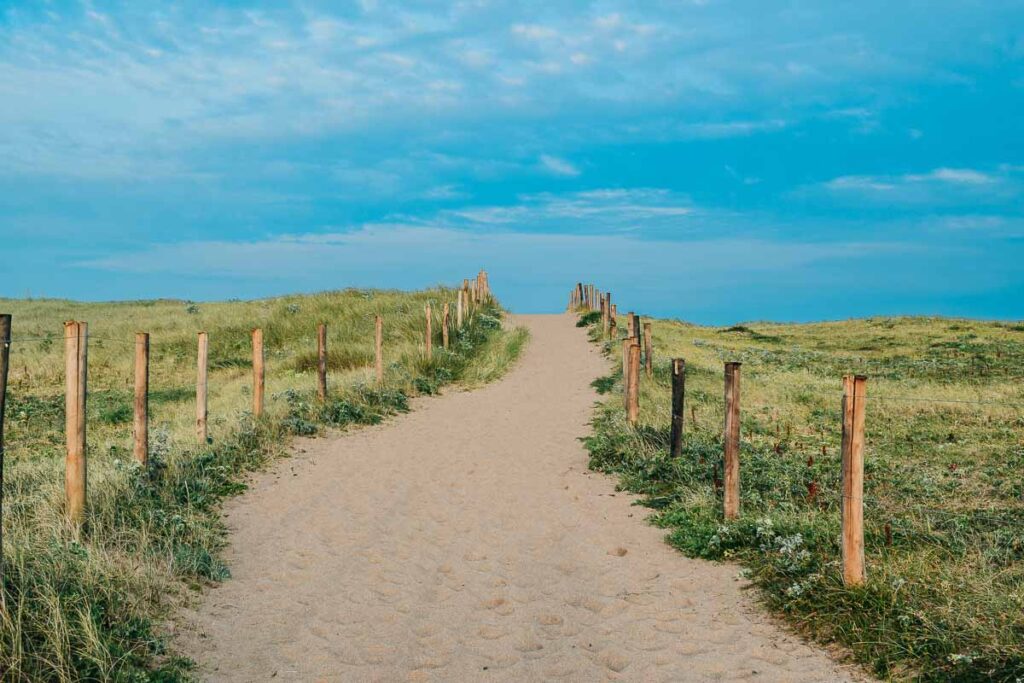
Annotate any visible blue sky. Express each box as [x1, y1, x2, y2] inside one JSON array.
[[1, 1, 1022, 323]]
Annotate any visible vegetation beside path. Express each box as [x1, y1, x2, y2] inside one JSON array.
[[579, 311, 1024, 681], [0, 288, 526, 681]]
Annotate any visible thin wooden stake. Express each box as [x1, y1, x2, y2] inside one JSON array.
[[626, 311, 635, 339], [196, 332, 208, 443], [643, 322, 653, 377], [841, 374, 868, 585], [133, 332, 149, 466], [252, 328, 265, 417], [622, 338, 631, 410], [425, 303, 433, 358], [457, 290, 464, 328], [723, 361, 741, 520], [670, 358, 685, 457], [0, 314, 10, 604], [317, 323, 328, 402], [64, 321, 87, 528], [375, 315, 384, 383], [626, 341, 641, 425], [442, 302, 450, 350]]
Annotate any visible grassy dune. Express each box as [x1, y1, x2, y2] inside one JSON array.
[[0, 287, 526, 681], [580, 311, 1024, 681]]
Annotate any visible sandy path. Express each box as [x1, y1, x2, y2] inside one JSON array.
[[179, 314, 858, 682]]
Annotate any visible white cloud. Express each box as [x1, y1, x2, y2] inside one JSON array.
[[812, 166, 1020, 204], [539, 154, 581, 177]]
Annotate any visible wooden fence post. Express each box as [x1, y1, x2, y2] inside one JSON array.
[[723, 361, 741, 520], [841, 374, 868, 585], [670, 358, 685, 457], [0, 314, 10, 601], [626, 341, 641, 425], [425, 303, 433, 358], [631, 313, 640, 343], [133, 332, 149, 466], [196, 332, 208, 443], [457, 290, 464, 328], [622, 338, 631, 409], [317, 323, 328, 402], [442, 302, 450, 350], [643, 322, 653, 377], [252, 328, 265, 417], [375, 315, 384, 383], [64, 321, 87, 528]]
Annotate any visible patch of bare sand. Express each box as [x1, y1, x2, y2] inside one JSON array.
[[177, 314, 863, 681]]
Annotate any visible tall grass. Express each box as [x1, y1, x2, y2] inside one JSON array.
[[580, 313, 1024, 681], [0, 287, 526, 681]]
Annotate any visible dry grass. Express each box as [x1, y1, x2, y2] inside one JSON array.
[[0, 287, 526, 681], [582, 311, 1024, 681]]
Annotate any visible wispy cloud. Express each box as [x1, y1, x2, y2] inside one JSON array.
[[539, 154, 581, 177], [808, 166, 1021, 205]]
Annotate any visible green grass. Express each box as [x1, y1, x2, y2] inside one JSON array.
[[580, 312, 1024, 681], [0, 287, 527, 681]]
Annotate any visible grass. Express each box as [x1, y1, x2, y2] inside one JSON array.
[[0, 287, 527, 681], [579, 311, 1024, 681]]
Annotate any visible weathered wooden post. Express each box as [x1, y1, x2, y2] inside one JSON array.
[[723, 362, 741, 519], [457, 290, 464, 328], [196, 332, 208, 443], [631, 313, 640, 344], [670, 358, 685, 457], [841, 375, 868, 585], [626, 311, 635, 339], [626, 341, 641, 425], [0, 314, 10, 600], [643, 322, 653, 377], [375, 315, 384, 384], [133, 332, 149, 466], [442, 302, 450, 350], [317, 323, 328, 402], [425, 303, 433, 358], [622, 338, 631, 409], [252, 328, 265, 417], [64, 321, 87, 528], [604, 293, 612, 337]]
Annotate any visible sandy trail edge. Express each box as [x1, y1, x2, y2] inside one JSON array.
[[176, 314, 862, 682]]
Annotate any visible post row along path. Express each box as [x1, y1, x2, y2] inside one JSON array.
[[179, 314, 860, 682]]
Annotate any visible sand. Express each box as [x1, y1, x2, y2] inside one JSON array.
[[178, 314, 860, 681]]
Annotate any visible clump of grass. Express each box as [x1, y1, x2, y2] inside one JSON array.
[[0, 289, 526, 681], [581, 311, 1024, 681]]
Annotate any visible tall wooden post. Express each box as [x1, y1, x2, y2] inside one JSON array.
[[631, 313, 640, 343], [252, 328, 265, 417], [442, 302, 450, 350], [64, 321, 87, 528], [626, 312, 635, 339], [425, 303, 433, 359], [643, 322, 653, 377], [0, 314, 10, 601], [317, 323, 328, 402], [723, 362, 741, 520], [457, 290, 464, 328], [841, 375, 868, 585], [626, 341, 641, 425], [196, 332, 209, 443], [133, 332, 149, 466], [375, 315, 384, 383], [670, 358, 685, 457]]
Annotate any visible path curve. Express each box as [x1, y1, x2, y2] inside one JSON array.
[[179, 314, 858, 682]]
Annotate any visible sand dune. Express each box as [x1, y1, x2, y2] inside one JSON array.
[[178, 314, 859, 681]]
